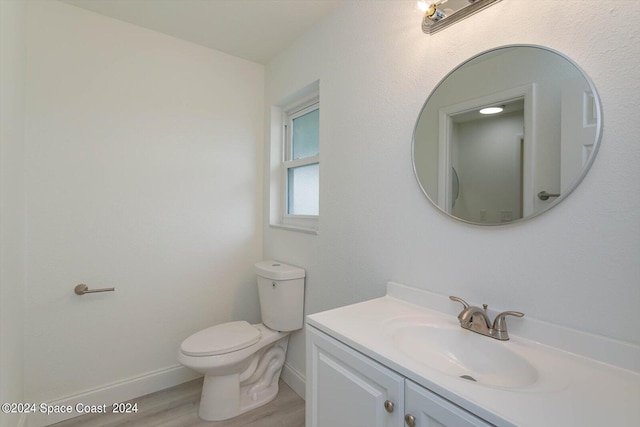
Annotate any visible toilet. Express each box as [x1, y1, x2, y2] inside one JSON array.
[[177, 260, 305, 421]]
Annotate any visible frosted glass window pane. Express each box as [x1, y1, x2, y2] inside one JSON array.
[[288, 163, 319, 215], [292, 109, 319, 159]]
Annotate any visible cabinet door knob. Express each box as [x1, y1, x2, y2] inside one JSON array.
[[383, 400, 394, 413], [405, 414, 416, 427]]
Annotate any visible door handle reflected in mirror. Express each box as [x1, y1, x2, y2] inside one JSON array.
[[537, 191, 561, 200]]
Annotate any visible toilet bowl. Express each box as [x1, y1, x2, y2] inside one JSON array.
[[177, 261, 305, 421]]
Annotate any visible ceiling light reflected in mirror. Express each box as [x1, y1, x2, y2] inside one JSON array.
[[479, 106, 504, 115]]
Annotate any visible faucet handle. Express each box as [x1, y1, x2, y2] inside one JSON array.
[[492, 311, 524, 340], [449, 296, 469, 309], [449, 296, 471, 323]]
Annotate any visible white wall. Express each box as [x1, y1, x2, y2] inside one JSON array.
[[0, 1, 27, 426], [264, 0, 640, 388], [22, 0, 264, 421], [453, 112, 524, 222]]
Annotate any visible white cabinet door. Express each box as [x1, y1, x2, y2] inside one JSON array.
[[404, 380, 493, 427], [306, 326, 405, 427]]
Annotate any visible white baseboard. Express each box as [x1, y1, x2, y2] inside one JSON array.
[[25, 362, 302, 426], [27, 365, 200, 427], [281, 362, 305, 400]]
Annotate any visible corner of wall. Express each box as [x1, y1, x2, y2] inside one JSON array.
[[281, 362, 306, 400], [0, 2, 27, 427]]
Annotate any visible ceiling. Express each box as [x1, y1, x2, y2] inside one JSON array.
[[61, 0, 342, 64]]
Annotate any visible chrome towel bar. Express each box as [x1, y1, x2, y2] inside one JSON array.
[[74, 284, 115, 295]]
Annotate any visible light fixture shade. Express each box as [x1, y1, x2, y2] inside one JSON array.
[[479, 106, 504, 115]]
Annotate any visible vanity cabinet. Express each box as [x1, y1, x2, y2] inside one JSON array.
[[404, 380, 492, 427], [306, 324, 404, 426], [306, 325, 493, 427]]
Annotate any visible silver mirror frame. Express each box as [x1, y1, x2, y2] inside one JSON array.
[[411, 44, 603, 226]]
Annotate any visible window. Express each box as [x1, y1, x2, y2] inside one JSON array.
[[284, 102, 319, 217], [269, 82, 319, 233]]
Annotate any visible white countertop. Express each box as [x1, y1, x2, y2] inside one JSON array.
[[306, 283, 640, 427]]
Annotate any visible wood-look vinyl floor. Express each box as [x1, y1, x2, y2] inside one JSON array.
[[50, 379, 305, 427]]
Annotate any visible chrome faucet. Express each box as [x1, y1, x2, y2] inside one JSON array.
[[449, 296, 524, 341]]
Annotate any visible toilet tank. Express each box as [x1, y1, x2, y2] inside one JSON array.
[[254, 261, 305, 332]]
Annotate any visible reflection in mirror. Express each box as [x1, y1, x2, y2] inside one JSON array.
[[412, 45, 602, 225]]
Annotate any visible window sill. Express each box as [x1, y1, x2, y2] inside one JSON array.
[[269, 223, 319, 235]]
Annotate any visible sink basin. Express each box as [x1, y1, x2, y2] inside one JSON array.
[[390, 322, 539, 389]]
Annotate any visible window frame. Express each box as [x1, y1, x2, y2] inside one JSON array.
[[282, 100, 320, 223], [268, 81, 319, 234]]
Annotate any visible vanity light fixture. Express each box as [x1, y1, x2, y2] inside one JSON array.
[[420, 0, 502, 35], [479, 106, 504, 115], [417, 0, 448, 22]]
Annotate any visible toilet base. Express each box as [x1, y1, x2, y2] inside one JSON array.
[[198, 374, 280, 421], [197, 338, 288, 421]]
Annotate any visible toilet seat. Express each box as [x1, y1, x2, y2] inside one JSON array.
[[180, 321, 261, 356]]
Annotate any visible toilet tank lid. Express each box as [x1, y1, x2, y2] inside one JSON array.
[[254, 260, 305, 280]]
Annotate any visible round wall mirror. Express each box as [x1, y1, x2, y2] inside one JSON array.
[[412, 45, 602, 225]]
